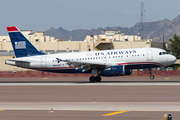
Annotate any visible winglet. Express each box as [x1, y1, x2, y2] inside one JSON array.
[[7, 26, 19, 32]]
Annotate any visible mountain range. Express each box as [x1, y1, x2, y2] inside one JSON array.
[[45, 15, 180, 42]]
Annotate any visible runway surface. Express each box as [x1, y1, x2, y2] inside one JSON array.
[[0, 76, 180, 120], [0, 111, 179, 120]]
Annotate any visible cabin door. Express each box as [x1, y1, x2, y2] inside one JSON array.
[[147, 49, 153, 61]]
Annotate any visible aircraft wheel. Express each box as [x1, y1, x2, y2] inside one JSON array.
[[95, 76, 101, 82], [150, 75, 154, 80], [89, 76, 96, 82]]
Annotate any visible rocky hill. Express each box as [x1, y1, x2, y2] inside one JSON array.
[[45, 15, 180, 42]]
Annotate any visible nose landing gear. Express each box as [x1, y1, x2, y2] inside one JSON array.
[[149, 68, 154, 80]]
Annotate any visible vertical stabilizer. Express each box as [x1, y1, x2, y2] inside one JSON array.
[[7, 26, 45, 58]]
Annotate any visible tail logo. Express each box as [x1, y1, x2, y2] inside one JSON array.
[[56, 58, 62, 63], [15, 41, 26, 49]]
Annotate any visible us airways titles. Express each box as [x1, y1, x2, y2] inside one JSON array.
[[95, 50, 137, 56]]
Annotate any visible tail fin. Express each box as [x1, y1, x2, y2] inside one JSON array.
[[7, 26, 45, 58]]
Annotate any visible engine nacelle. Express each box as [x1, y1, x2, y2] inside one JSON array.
[[100, 65, 132, 76]]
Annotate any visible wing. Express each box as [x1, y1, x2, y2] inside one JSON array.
[[62, 59, 122, 71]]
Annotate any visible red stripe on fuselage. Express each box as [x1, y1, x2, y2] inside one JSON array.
[[31, 66, 77, 70], [118, 62, 164, 67], [7, 26, 19, 32]]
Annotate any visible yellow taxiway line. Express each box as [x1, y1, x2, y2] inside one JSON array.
[[0, 109, 4, 111], [102, 111, 128, 116]]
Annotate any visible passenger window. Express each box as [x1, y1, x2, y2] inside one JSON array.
[[159, 52, 161, 55]]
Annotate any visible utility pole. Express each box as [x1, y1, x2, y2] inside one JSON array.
[[163, 35, 166, 50], [139, 2, 145, 40]]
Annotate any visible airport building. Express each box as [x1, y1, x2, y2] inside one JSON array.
[[0, 29, 175, 71]]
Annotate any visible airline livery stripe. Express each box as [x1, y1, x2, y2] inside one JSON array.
[[7, 26, 19, 32], [32, 66, 77, 70], [118, 62, 164, 67]]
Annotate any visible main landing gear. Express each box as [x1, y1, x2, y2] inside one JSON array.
[[149, 68, 154, 80], [89, 76, 101, 82], [89, 69, 102, 82]]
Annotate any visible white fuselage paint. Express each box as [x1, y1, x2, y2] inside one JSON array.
[[5, 47, 177, 71]]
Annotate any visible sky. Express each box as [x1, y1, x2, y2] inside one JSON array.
[[0, 0, 180, 35]]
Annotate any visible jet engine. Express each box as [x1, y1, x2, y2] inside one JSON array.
[[100, 65, 132, 76]]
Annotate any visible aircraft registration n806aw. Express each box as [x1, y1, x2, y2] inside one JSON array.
[[5, 26, 177, 82]]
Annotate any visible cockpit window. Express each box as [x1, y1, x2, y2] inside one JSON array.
[[159, 52, 169, 55]]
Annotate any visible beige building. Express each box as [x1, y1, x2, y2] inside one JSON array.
[[0, 30, 173, 71], [84, 30, 170, 51]]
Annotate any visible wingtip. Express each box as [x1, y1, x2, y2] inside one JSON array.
[[7, 26, 19, 32]]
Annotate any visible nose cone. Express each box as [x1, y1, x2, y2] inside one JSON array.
[[170, 55, 177, 64], [173, 55, 177, 63]]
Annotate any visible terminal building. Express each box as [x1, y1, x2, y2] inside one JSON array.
[[0, 29, 173, 71]]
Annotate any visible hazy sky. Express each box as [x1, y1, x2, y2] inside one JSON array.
[[0, 0, 180, 35]]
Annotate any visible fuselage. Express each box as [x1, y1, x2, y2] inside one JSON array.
[[6, 47, 177, 73]]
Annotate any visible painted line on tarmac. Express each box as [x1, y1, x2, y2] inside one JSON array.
[[102, 111, 128, 116], [0, 109, 4, 111], [0, 82, 180, 86], [42, 78, 49, 80]]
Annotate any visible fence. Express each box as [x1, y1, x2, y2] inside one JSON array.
[[0, 70, 180, 78]]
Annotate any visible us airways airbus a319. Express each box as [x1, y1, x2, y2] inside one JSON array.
[[5, 26, 177, 82]]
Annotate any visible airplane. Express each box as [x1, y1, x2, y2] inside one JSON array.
[[5, 26, 177, 82]]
